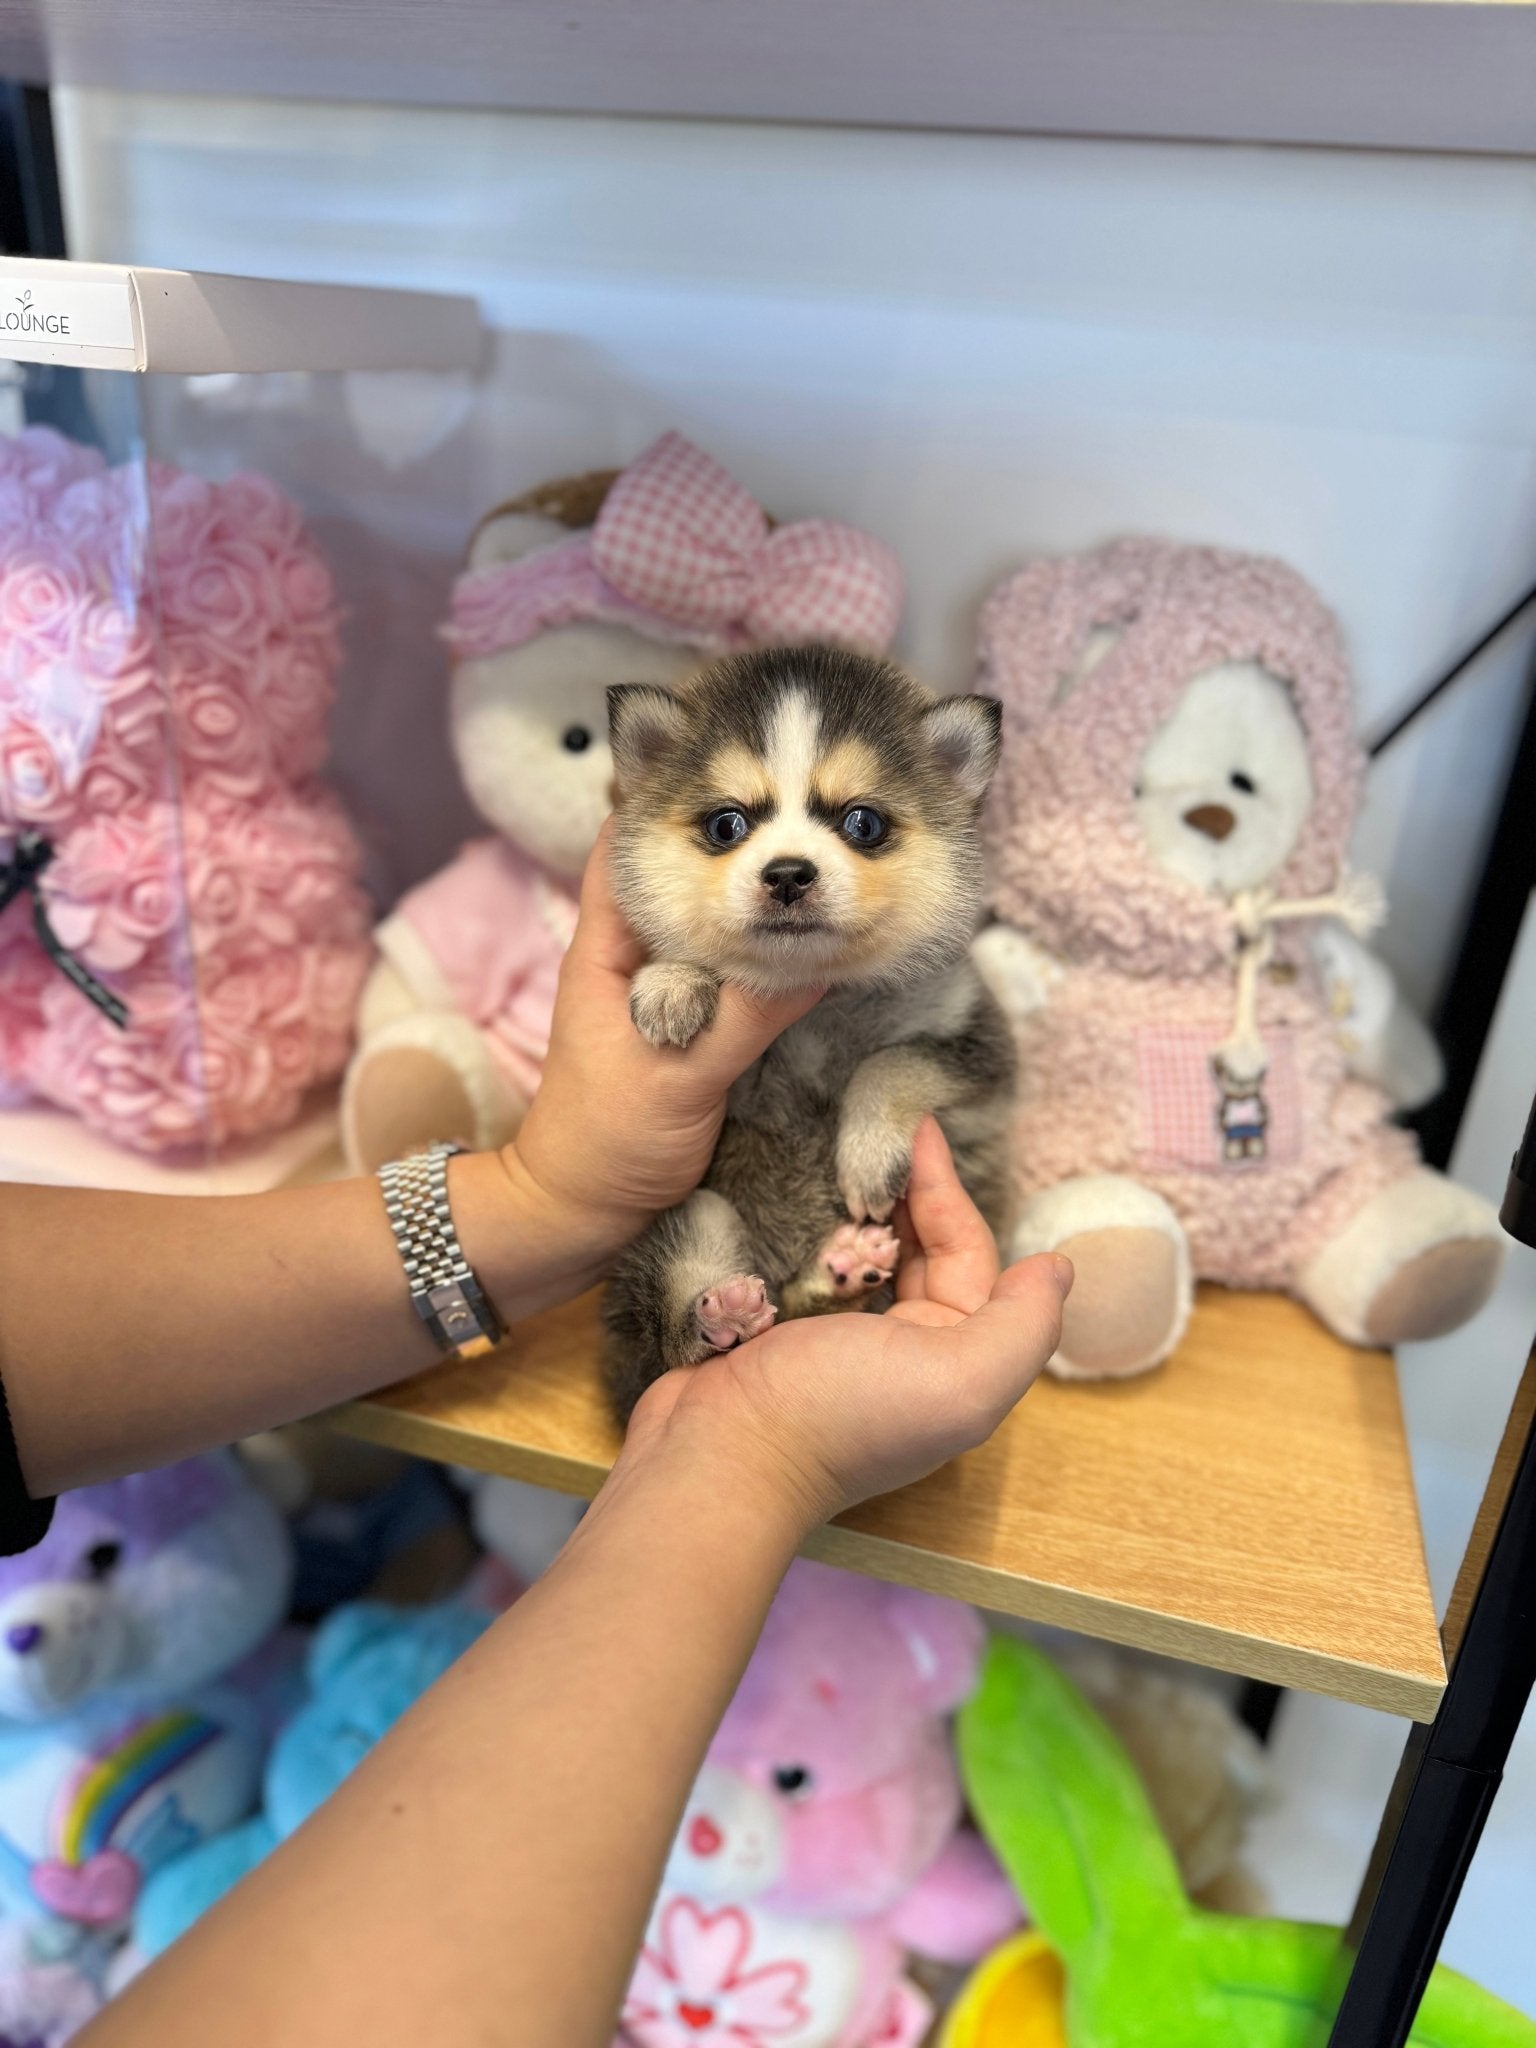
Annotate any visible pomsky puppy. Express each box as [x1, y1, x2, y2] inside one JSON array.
[[603, 644, 1014, 1419]]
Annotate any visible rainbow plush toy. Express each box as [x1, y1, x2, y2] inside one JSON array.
[[946, 1638, 1534, 2048], [0, 1456, 293, 1959]]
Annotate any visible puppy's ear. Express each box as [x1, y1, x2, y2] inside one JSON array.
[[607, 683, 685, 784], [923, 693, 1003, 802], [467, 509, 568, 572]]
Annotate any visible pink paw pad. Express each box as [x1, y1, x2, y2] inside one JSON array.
[[696, 1274, 777, 1352], [823, 1221, 901, 1296]]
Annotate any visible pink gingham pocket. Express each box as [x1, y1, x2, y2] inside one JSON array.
[[1135, 1025, 1302, 1173]]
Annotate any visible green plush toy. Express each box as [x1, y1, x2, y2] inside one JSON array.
[[952, 1639, 1534, 2048]]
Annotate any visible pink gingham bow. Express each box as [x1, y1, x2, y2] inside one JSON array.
[[443, 432, 903, 662], [590, 431, 903, 651]]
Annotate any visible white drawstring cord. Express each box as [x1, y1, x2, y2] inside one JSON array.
[[1216, 871, 1385, 1082]]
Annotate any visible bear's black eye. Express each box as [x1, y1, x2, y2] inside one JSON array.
[[772, 1764, 813, 1797], [562, 725, 592, 754], [84, 1541, 122, 1581], [1230, 771, 1257, 794], [703, 809, 751, 848], [841, 807, 887, 847]]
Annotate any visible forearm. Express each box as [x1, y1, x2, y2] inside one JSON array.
[[87, 1425, 813, 2048], [0, 1147, 621, 1496]]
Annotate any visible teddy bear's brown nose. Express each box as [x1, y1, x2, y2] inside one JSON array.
[[1183, 803, 1237, 842]]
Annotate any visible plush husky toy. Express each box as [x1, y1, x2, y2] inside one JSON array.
[[603, 644, 1014, 1418], [974, 538, 1502, 1379]]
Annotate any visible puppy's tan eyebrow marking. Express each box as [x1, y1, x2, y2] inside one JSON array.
[[810, 737, 886, 809], [706, 742, 777, 810]]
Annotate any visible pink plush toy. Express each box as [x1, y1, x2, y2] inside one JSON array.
[[973, 538, 1503, 1377], [0, 427, 372, 1154], [620, 1561, 1019, 2048]]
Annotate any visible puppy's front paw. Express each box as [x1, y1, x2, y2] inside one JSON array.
[[837, 1121, 914, 1223], [696, 1274, 777, 1352], [630, 962, 721, 1049], [822, 1220, 901, 1297]]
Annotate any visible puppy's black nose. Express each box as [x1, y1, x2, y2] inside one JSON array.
[[761, 857, 818, 906]]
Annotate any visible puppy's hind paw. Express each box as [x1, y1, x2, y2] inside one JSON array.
[[822, 1221, 901, 1298], [696, 1274, 777, 1353]]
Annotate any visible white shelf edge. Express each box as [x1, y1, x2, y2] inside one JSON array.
[[0, 259, 481, 374]]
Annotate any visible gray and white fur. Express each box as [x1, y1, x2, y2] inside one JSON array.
[[602, 645, 1015, 1420]]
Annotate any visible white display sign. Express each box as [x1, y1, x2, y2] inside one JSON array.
[[0, 259, 478, 375], [0, 274, 136, 359]]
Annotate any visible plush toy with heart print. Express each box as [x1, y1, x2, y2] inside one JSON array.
[[619, 1560, 1020, 2048]]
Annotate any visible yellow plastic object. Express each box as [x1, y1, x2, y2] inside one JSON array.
[[940, 1931, 1069, 2048]]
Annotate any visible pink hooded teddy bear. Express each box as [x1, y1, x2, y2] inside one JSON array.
[[973, 538, 1503, 1379], [620, 1560, 1019, 2048]]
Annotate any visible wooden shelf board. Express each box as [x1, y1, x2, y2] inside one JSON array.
[[332, 1280, 1446, 1722], [6, 0, 1536, 155]]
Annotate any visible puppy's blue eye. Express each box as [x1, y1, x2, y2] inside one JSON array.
[[704, 809, 750, 848], [841, 807, 887, 847]]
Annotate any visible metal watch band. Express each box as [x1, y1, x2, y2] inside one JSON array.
[[377, 1141, 506, 1360]]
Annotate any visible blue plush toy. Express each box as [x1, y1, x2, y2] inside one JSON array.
[[133, 1599, 490, 1961]]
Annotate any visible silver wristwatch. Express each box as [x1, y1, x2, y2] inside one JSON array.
[[377, 1142, 506, 1360]]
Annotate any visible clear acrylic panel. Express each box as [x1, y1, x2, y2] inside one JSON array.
[[0, 348, 478, 1191]]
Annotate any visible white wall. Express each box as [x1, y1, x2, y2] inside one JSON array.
[[52, 90, 1536, 1005], [48, 88, 1536, 2010]]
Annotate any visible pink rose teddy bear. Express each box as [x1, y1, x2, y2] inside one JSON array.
[[341, 431, 904, 1170], [619, 1560, 1020, 2048], [973, 537, 1503, 1379], [0, 426, 372, 1155]]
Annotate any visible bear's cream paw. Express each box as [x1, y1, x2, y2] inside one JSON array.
[[1013, 1175, 1192, 1380], [1363, 1236, 1504, 1348], [1296, 1169, 1503, 1347], [341, 1011, 522, 1174], [630, 962, 721, 1050], [1050, 1226, 1186, 1380]]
